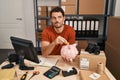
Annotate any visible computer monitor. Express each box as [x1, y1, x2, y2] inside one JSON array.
[[10, 36, 39, 63]]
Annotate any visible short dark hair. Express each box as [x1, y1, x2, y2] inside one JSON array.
[[50, 7, 65, 17]]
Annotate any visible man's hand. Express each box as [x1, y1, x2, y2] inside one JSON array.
[[54, 36, 68, 45], [41, 36, 68, 56]]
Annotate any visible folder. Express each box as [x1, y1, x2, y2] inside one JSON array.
[[77, 20, 82, 37], [86, 20, 90, 37], [90, 20, 95, 37], [65, 19, 69, 25], [73, 19, 78, 30], [82, 20, 86, 37], [69, 20, 73, 27], [94, 20, 99, 37]]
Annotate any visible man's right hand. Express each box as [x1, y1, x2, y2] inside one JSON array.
[[54, 36, 68, 45]]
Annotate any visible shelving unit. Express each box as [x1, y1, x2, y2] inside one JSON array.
[[33, 0, 116, 52]]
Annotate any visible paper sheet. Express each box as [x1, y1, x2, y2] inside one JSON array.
[[29, 56, 58, 67]]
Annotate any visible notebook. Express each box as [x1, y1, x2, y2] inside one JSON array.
[[0, 68, 15, 80], [29, 56, 59, 67]]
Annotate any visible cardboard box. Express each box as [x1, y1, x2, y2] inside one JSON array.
[[61, 5, 76, 14], [107, 17, 120, 49], [105, 42, 120, 79], [61, 0, 76, 5], [48, 6, 57, 12], [79, 0, 105, 14], [38, 20, 47, 31], [38, 20, 46, 25], [38, 6, 47, 11], [38, 11, 47, 17], [38, 24, 46, 31], [79, 70, 109, 80], [105, 17, 120, 80], [79, 49, 106, 72]]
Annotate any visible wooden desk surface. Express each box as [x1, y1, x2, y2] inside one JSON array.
[[0, 55, 116, 80]]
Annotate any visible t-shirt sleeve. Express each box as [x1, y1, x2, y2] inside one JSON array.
[[42, 29, 50, 42]]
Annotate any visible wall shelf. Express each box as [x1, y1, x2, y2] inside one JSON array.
[[33, 0, 116, 51]]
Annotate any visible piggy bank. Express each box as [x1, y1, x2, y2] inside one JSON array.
[[61, 43, 78, 62]]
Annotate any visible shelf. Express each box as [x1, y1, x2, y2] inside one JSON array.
[[37, 16, 50, 20], [34, 0, 115, 50], [36, 29, 42, 32], [76, 35, 106, 41]]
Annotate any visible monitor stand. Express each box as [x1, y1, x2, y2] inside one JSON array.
[[19, 55, 34, 70], [1, 63, 14, 69]]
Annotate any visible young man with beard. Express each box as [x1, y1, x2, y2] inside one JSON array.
[[41, 7, 76, 61]]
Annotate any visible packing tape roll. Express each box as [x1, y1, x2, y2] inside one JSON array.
[[79, 71, 84, 80], [97, 62, 104, 74]]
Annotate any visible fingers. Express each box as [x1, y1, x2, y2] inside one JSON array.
[[62, 56, 73, 62], [55, 36, 68, 45], [62, 57, 67, 62]]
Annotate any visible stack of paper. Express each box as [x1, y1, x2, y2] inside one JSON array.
[[30, 56, 58, 67]]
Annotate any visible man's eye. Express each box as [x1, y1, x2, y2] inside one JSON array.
[[52, 17, 55, 19], [58, 16, 62, 18]]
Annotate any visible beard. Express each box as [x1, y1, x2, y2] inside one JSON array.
[[53, 22, 63, 28]]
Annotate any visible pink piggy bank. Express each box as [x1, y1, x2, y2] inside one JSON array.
[[61, 43, 78, 62]]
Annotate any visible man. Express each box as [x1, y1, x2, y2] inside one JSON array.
[[41, 7, 76, 57]]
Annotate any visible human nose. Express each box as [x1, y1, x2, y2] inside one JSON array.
[[55, 18, 59, 22]]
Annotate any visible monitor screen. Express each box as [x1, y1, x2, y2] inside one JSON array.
[[10, 36, 39, 63]]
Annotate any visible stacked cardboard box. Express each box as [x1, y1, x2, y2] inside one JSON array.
[[37, 6, 47, 31], [79, 49, 107, 80], [79, 49, 106, 72], [38, 20, 47, 31], [37, 6, 58, 31], [79, 0, 105, 14], [61, 0, 76, 14], [105, 16, 120, 80], [38, 6, 47, 17]]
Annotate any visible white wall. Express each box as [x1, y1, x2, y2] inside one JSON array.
[[23, 0, 36, 46], [115, 0, 120, 16]]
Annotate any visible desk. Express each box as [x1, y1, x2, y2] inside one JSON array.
[[0, 55, 116, 80]]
